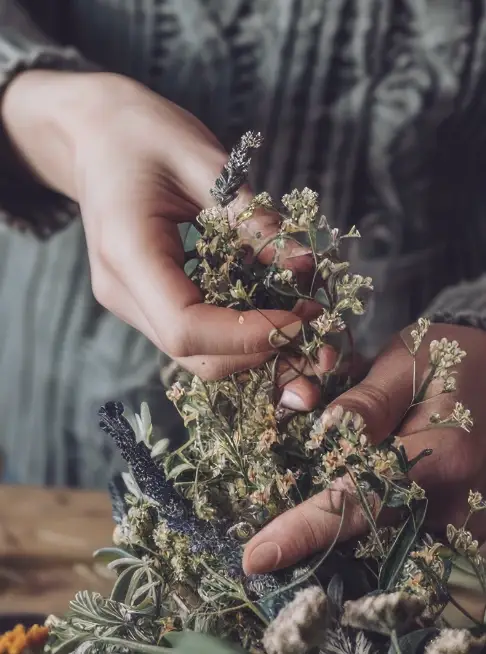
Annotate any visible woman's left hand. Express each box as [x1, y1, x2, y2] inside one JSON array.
[[244, 322, 486, 574]]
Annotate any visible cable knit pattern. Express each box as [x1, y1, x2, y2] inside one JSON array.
[[1, 0, 486, 487]]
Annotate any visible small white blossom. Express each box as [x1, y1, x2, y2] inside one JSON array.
[[429, 338, 466, 378], [409, 317, 431, 354]]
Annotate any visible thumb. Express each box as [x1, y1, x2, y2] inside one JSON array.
[[243, 482, 372, 575], [243, 336, 414, 574]]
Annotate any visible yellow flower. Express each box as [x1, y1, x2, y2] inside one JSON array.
[[0, 624, 49, 654]]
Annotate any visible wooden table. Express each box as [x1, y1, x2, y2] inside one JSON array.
[[0, 485, 116, 616]]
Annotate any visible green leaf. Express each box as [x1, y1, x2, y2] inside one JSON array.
[[315, 229, 332, 252], [166, 462, 196, 480], [378, 499, 428, 590], [184, 258, 199, 277], [290, 231, 312, 247], [110, 564, 140, 602], [313, 287, 330, 307], [49, 635, 88, 654], [125, 566, 148, 605], [179, 223, 202, 252], [93, 547, 136, 564], [151, 438, 171, 458], [108, 556, 142, 572], [388, 628, 439, 654], [162, 632, 247, 653]]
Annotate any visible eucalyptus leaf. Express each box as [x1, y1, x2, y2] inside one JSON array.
[[184, 258, 199, 277], [313, 287, 330, 307], [378, 499, 427, 590], [315, 229, 331, 251], [387, 627, 439, 654], [179, 223, 202, 252]]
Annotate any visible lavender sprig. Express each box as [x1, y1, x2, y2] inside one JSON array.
[[99, 401, 282, 600], [210, 131, 263, 206]]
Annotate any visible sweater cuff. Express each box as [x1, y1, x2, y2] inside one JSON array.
[[0, 33, 96, 239], [428, 311, 486, 332], [424, 274, 486, 334]]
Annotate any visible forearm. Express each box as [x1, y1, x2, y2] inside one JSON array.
[[2, 69, 147, 203], [1, 70, 81, 198]]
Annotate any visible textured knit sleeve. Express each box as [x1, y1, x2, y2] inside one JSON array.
[[424, 274, 486, 332], [0, 1, 96, 239]]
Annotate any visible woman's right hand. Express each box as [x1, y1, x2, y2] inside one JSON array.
[[2, 71, 334, 409]]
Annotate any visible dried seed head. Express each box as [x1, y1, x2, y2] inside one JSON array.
[[468, 490, 486, 512], [341, 592, 425, 636], [429, 338, 466, 377], [263, 587, 329, 654], [409, 318, 431, 354], [425, 629, 486, 654]]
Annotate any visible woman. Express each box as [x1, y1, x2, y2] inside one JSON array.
[[2, 0, 486, 578]]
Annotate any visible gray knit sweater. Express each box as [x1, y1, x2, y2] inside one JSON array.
[[1, 0, 485, 488]]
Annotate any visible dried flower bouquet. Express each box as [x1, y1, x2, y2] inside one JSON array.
[[38, 134, 486, 654]]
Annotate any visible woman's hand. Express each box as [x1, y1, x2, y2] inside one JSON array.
[[243, 322, 486, 573], [2, 70, 335, 407]]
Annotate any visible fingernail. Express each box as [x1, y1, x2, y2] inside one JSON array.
[[268, 321, 302, 348], [247, 542, 282, 574], [281, 389, 308, 411]]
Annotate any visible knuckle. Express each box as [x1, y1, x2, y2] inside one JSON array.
[[164, 330, 193, 359], [348, 381, 392, 425]]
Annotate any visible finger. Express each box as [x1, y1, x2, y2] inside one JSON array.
[[118, 219, 311, 359], [168, 139, 312, 272], [243, 480, 371, 574], [174, 347, 336, 412], [323, 334, 415, 444]]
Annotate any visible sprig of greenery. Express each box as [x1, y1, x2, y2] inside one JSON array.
[[44, 133, 486, 654]]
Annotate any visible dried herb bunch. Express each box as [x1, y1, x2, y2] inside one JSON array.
[[45, 134, 486, 654]]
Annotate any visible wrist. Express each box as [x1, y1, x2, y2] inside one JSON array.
[[1, 70, 138, 200]]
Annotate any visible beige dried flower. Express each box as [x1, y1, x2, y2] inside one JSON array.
[[407, 481, 426, 503], [425, 629, 486, 654], [468, 490, 486, 512], [166, 382, 185, 403], [281, 187, 319, 232], [310, 309, 346, 337], [257, 428, 279, 452], [429, 402, 473, 432], [443, 375, 457, 393], [450, 402, 473, 431], [446, 524, 479, 558], [276, 470, 297, 497], [409, 318, 431, 354], [273, 269, 293, 284], [341, 591, 425, 636], [263, 586, 329, 654], [429, 338, 466, 378]]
